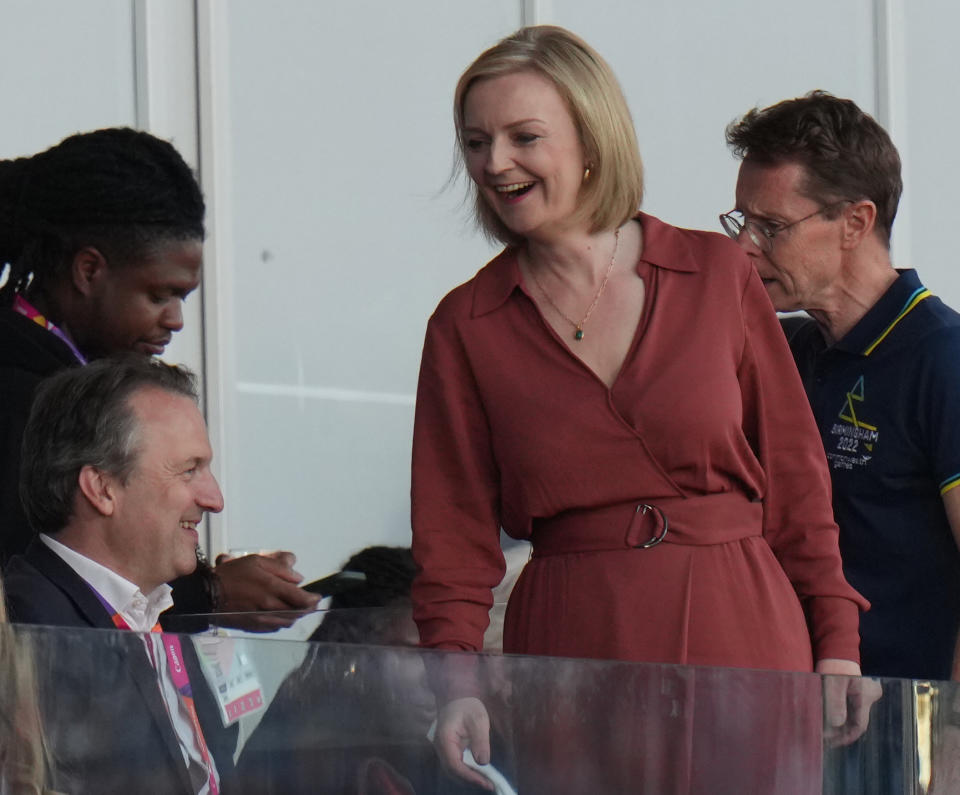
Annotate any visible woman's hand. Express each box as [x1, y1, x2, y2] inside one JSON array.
[[434, 696, 495, 791], [817, 658, 883, 748]]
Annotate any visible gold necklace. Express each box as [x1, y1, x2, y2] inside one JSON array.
[[529, 228, 620, 341]]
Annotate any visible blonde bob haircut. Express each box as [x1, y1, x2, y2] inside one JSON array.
[[454, 26, 644, 246]]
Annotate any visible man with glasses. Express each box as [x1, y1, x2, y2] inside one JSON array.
[[723, 91, 960, 685]]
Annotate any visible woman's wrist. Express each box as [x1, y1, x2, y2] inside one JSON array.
[[815, 658, 862, 676]]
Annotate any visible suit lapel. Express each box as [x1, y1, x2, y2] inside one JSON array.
[[26, 541, 197, 794], [23, 541, 116, 628]]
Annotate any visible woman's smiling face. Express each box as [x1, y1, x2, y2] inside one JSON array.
[[461, 70, 587, 241]]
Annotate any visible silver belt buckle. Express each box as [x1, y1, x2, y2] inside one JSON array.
[[634, 503, 668, 548]]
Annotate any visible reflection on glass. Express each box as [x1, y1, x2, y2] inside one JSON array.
[[8, 616, 960, 793], [0, 595, 51, 794]]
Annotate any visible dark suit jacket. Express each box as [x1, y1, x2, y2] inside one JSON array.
[[4, 541, 237, 794]]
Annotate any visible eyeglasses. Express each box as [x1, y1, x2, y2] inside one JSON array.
[[719, 200, 851, 252]]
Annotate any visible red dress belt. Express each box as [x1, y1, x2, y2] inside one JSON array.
[[529, 492, 764, 557]]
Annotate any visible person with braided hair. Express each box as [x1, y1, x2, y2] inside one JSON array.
[[0, 128, 204, 557], [0, 128, 318, 620], [235, 546, 496, 794]]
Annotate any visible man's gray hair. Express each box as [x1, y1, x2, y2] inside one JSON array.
[[19, 355, 198, 535]]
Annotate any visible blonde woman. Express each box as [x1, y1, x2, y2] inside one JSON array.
[[411, 25, 871, 792]]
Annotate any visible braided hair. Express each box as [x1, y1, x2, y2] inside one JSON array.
[[329, 546, 417, 611], [0, 128, 204, 307], [309, 546, 418, 644]]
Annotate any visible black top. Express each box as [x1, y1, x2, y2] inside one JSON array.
[[783, 270, 960, 679], [0, 308, 79, 564]]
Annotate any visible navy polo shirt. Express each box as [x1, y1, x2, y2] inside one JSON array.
[[784, 269, 960, 680]]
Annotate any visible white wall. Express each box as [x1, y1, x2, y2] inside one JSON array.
[[550, 0, 877, 232], [199, 1, 517, 577], [900, 0, 960, 301], [4, 0, 960, 581], [0, 1, 137, 158]]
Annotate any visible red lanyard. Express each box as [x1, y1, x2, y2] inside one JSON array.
[[152, 635, 220, 795], [93, 588, 219, 794]]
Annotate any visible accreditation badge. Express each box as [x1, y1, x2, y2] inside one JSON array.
[[191, 634, 266, 726]]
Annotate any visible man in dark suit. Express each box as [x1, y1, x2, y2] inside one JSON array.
[[5, 355, 235, 793]]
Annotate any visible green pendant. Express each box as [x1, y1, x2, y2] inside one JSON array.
[[574, 328, 584, 341]]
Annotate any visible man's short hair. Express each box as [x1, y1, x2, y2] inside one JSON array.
[[19, 355, 198, 536], [725, 90, 902, 246]]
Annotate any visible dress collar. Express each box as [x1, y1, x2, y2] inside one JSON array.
[[472, 213, 700, 318]]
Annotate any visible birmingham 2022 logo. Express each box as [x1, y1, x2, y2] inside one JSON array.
[[827, 375, 878, 470]]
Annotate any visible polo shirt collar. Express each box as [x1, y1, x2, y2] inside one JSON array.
[[833, 269, 929, 356], [472, 212, 700, 318]]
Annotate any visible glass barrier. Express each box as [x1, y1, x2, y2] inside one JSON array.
[[3, 615, 960, 794]]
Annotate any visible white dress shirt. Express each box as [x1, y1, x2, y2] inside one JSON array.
[[40, 534, 219, 794]]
